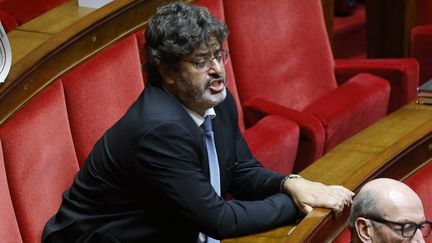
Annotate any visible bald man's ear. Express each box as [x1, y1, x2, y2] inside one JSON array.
[[355, 217, 373, 243]]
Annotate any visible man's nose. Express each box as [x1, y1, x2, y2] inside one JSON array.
[[208, 57, 223, 74]]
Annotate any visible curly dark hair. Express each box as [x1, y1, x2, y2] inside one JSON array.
[[144, 2, 229, 85]]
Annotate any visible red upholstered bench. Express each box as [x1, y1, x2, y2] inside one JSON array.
[[0, 34, 146, 243], [0, 82, 80, 243]]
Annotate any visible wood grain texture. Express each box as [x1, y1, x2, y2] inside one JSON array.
[[8, 30, 51, 65], [17, 0, 95, 34]]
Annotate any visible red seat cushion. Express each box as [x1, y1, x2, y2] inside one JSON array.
[[0, 140, 22, 243], [0, 81, 79, 243], [62, 35, 145, 166], [244, 116, 299, 173]]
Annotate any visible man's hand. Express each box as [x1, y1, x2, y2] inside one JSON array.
[[283, 177, 354, 215]]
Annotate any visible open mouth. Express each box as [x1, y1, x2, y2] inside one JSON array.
[[208, 78, 225, 94]]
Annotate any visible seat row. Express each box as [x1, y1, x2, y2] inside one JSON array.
[[0, 0, 423, 242], [199, 0, 419, 171]]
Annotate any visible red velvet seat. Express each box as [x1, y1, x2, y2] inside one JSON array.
[[223, 0, 390, 171], [62, 35, 145, 166], [196, 0, 300, 174], [0, 81, 80, 243], [0, 140, 22, 243]]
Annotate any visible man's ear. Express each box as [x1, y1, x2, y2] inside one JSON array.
[[355, 217, 373, 242], [159, 66, 175, 85]]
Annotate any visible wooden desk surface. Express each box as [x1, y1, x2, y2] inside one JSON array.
[[6, 0, 95, 69], [8, 30, 51, 65], [17, 0, 95, 35], [224, 102, 432, 242]]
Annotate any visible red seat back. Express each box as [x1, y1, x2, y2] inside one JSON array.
[[62, 35, 145, 166], [0, 139, 22, 243], [223, 0, 337, 110], [0, 82, 80, 243]]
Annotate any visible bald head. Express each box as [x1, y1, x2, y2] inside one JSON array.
[[361, 178, 423, 217], [349, 178, 426, 243]]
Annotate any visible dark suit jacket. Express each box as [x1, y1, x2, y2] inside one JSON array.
[[42, 83, 298, 243]]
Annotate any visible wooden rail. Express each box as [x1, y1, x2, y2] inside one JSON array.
[[225, 102, 432, 242], [0, 0, 193, 126]]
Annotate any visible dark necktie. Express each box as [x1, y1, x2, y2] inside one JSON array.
[[198, 116, 220, 243], [203, 116, 221, 196]]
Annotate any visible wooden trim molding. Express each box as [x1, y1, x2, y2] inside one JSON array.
[[225, 103, 432, 242], [0, 0, 194, 126]]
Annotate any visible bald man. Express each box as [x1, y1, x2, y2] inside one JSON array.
[[348, 178, 431, 243]]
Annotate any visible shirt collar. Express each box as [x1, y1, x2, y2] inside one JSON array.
[[162, 86, 216, 127], [183, 106, 216, 127]]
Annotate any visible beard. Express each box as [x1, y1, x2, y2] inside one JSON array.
[[176, 74, 227, 114]]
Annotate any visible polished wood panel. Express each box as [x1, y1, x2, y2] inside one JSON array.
[[0, 0, 194, 126], [7, 30, 51, 65], [224, 102, 432, 242]]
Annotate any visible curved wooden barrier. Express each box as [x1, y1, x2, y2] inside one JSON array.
[[225, 103, 432, 242], [0, 0, 193, 126], [1, 1, 431, 242]]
